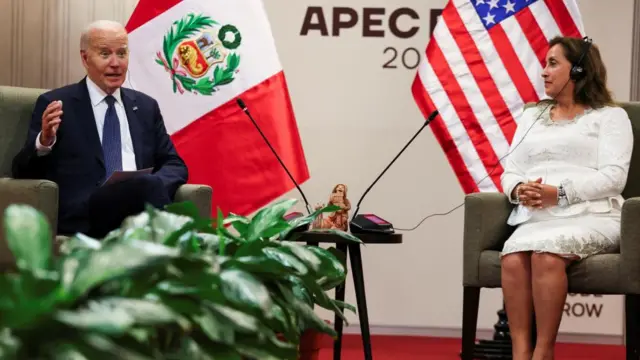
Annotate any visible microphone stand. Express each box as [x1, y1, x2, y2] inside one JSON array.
[[351, 118, 432, 221], [237, 99, 312, 215]]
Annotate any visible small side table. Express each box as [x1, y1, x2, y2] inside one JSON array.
[[290, 232, 403, 360]]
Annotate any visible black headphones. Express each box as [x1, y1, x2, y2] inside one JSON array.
[[569, 36, 592, 81]]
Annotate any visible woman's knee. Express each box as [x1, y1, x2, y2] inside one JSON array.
[[531, 252, 568, 275], [501, 252, 531, 275]]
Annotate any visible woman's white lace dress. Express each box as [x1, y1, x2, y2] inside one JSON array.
[[500, 103, 634, 259]]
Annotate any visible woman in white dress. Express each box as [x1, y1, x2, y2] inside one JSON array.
[[500, 36, 633, 360]]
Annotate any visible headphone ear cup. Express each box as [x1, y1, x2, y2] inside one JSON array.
[[570, 65, 584, 81]]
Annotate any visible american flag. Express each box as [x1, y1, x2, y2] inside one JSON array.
[[412, 0, 584, 193]]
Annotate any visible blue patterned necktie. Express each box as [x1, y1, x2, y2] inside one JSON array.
[[102, 95, 122, 178]]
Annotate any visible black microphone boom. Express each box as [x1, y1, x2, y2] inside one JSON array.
[[349, 109, 439, 234], [236, 98, 312, 215]]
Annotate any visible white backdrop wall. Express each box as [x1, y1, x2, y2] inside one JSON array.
[[0, 0, 637, 344]]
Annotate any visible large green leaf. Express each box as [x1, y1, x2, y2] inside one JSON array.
[[305, 246, 346, 290], [234, 334, 298, 360], [261, 247, 308, 275], [176, 334, 243, 360], [233, 240, 269, 258], [193, 307, 235, 345], [92, 297, 189, 329], [297, 274, 349, 325], [0, 329, 19, 360], [80, 334, 155, 360], [219, 269, 273, 317], [277, 284, 337, 337], [48, 343, 90, 360], [208, 303, 260, 334], [168, 336, 240, 360], [59, 233, 102, 255], [278, 242, 322, 273], [151, 293, 203, 318], [223, 213, 250, 237], [269, 295, 298, 342], [3, 204, 52, 272], [148, 207, 197, 244], [224, 256, 293, 279], [55, 307, 135, 335], [61, 240, 179, 302], [288, 276, 314, 307], [331, 299, 357, 314], [0, 272, 61, 330], [245, 199, 297, 241], [291, 298, 337, 337]]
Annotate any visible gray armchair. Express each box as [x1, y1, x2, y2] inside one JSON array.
[[0, 85, 212, 268], [461, 102, 640, 359]]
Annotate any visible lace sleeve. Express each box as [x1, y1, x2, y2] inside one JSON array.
[[501, 108, 537, 203], [562, 107, 633, 204]]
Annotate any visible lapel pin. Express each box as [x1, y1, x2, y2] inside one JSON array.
[[133, 106, 138, 111]]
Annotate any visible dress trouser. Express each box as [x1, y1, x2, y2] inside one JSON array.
[[85, 174, 171, 238]]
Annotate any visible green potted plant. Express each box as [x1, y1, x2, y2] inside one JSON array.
[[0, 199, 359, 359]]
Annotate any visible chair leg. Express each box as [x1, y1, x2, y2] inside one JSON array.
[[333, 243, 348, 360], [626, 294, 640, 360], [349, 243, 372, 360], [461, 286, 481, 360]]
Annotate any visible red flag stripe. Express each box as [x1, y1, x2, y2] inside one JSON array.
[[170, 71, 309, 216], [441, 3, 517, 143], [544, 0, 582, 37], [427, 38, 504, 189], [488, 24, 540, 104], [515, 7, 550, 69], [411, 77, 479, 194], [125, 0, 181, 32]]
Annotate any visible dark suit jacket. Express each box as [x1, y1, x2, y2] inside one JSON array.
[[12, 78, 188, 235]]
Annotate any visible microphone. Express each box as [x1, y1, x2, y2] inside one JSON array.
[[236, 98, 313, 218], [349, 109, 439, 234]]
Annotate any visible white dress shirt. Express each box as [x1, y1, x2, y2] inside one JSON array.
[[35, 77, 137, 171]]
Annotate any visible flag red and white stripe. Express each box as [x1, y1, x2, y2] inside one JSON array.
[[412, 0, 584, 193], [126, 0, 309, 216]]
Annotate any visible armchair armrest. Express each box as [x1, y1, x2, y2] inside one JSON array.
[[0, 178, 58, 269], [174, 184, 212, 219], [621, 197, 640, 293], [463, 192, 514, 287]]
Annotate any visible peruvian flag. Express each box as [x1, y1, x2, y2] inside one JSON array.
[[125, 0, 309, 216]]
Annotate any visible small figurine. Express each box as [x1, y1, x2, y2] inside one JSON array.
[[311, 184, 351, 231]]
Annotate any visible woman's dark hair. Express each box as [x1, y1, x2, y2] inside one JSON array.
[[544, 36, 614, 108]]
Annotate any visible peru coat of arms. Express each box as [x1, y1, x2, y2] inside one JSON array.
[[155, 13, 241, 95]]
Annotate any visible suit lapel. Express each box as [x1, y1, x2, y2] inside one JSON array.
[[121, 88, 143, 169], [72, 78, 104, 168]]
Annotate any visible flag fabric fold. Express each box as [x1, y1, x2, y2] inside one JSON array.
[[412, 0, 584, 193], [125, 0, 309, 216]]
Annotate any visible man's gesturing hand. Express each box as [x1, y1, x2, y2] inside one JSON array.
[[40, 100, 63, 147]]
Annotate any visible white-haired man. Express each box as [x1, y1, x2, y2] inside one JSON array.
[[12, 20, 188, 238]]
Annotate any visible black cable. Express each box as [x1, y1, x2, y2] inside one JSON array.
[[396, 77, 573, 232]]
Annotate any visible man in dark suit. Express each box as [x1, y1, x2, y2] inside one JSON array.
[[12, 20, 188, 238]]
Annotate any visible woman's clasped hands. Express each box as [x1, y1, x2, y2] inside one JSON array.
[[514, 178, 559, 209]]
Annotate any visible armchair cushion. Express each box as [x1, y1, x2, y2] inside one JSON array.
[[463, 192, 514, 287], [465, 195, 640, 295], [477, 250, 624, 293], [174, 184, 213, 219]]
